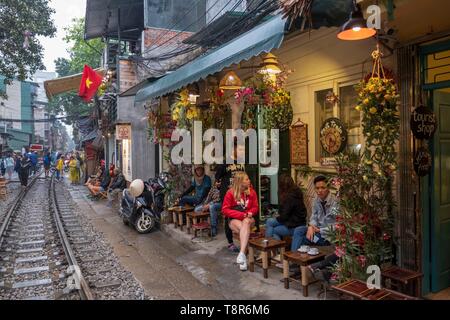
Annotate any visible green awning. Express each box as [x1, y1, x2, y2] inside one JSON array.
[[135, 15, 287, 103]]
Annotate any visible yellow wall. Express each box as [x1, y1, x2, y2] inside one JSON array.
[[272, 27, 394, 172]]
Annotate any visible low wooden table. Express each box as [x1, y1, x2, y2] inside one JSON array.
[[168, 206, 193, 230], [282, 250, 326, 297], [332, 279, 420, 300], [381, 266, 423, 297], [248, 238, 286, 279], [186, 211, 210, 234]]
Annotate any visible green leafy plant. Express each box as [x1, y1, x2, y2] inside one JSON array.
[[329, 47, 400, 283]]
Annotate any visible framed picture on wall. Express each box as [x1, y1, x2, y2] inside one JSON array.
[[290, 121, 308, 165]]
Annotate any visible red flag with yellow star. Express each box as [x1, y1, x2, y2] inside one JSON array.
[[79, 65, 103, 102]]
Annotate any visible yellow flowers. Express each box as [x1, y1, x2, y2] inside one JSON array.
[[369, 107, 378, 114], [355, 105, 362, 111], [363, 98, 370, 105], [186, 107, 198, 120]]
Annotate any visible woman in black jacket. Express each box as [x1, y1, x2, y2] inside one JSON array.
[[265, 173, 307, 240]]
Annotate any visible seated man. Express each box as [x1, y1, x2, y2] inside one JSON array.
[[88, 170, 111, 197], [194, 179, 222, 237], [85, 167, 103, 187], [178, 165, 211, 207], [106, 168, 127, 207], [291, 175, 338, 251]]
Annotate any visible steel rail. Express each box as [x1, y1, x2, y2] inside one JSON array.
[[49, 174, 94, 300], [0, 172, 42, 248]]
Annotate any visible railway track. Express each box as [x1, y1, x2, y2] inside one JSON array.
[[0, 173, 146, 300]]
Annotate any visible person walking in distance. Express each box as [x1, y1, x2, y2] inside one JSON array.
[[19, 155, 31, 188], [5, 154, 15, 180]]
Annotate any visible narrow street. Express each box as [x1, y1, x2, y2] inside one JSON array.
[[66, 180, 322, 300]]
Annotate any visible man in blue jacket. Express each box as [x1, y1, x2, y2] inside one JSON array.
[[28, 151, 38, 176]]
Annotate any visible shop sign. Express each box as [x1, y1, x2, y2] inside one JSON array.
[[116, 124, 131, 140], [410, 105, 437, 140], [290, 123, 308, 165], [320, 157, 337, 166], [413, 146, 432, 177], [29, 144, 43, 152], [320, 118, 347, 155]]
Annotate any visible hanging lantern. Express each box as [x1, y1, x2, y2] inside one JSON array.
[[187, 83, 200, 104], [219, 71, 242, 90], [337, 0, 376, 41]]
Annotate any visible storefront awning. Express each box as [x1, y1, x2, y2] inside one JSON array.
[[135, 15, 287, 103], [44, 69, 104, 99]]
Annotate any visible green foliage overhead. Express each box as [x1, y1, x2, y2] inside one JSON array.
[[0, 0, 56, 97]]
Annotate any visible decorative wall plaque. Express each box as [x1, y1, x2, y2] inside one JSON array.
[[413, 146, 432, 177], [320, 118, 347, 155], [410, 105, 437, 140], [290, 123, 308, 165]]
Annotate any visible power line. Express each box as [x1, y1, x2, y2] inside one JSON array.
[[0, 116, 70, 123], [141, 0, 235, 57]]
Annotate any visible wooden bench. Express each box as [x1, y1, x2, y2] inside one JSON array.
[[282, 250, 327, 297], [248, 238, 286, 279], [168, 206, 194, 230], [0, 177, 7, 199], [381, 266, 423, 297], [192, 221, 211, 240], [332, 279, 420, 300], [186, 211, 210, 234]]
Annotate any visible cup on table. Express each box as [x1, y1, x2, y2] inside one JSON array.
[[298, 245, 310, 253], [308, 247, 319, 255], [262, 239, 269, 247]]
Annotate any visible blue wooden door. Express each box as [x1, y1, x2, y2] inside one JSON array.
[[431, 89, 450, 292]]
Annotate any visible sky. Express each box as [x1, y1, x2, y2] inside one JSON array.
[[38, 0, 87, 72]]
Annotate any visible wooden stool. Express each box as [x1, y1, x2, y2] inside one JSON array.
[[186, 211, 210, 234], [248, 238, 286, 279], [332, 279, 420, 300], [0, 178, 7, 199], [192, 221, 211, 239], [282, 250, 326, 297], [168, 206, 193, 230], [381, 266, 423, 297]]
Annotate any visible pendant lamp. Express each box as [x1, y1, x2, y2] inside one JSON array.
[[337, 0, 376, 41]]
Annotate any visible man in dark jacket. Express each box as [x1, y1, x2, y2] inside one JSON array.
[[106, 168, 127, 207]]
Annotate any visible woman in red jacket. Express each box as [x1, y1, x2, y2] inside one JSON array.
[[222, 171, 258, 271]]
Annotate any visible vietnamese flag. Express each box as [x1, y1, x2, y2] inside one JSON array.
[[79, 65, 103, 102]]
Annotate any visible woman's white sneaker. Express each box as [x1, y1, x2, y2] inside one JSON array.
[[236, 252, 247, 264], [239, 261, 248, 271]]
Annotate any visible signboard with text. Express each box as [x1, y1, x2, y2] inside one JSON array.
[[116, 124, 131, 140]]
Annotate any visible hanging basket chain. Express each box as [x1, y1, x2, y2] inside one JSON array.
[[371, 43, 386, 79]]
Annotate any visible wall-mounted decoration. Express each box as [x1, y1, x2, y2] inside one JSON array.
[[413, 146, 432, 177], [116, 124, 131, 140], [290, 120, 308, 165], [410, 104, 437, 140], [320, 117, 347, 155]]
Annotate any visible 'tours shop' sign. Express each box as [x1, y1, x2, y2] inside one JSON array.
[[410, 105, 437, 140]]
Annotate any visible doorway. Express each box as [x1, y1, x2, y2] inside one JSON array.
[[429, 88, 450, 293]]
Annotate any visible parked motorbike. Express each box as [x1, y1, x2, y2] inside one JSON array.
[[119, 172, 170, 234]]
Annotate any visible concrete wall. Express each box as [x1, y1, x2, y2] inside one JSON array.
[[117, 96, 156, 181]]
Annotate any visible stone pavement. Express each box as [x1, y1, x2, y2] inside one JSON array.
[[66, 180, 330, 300]]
